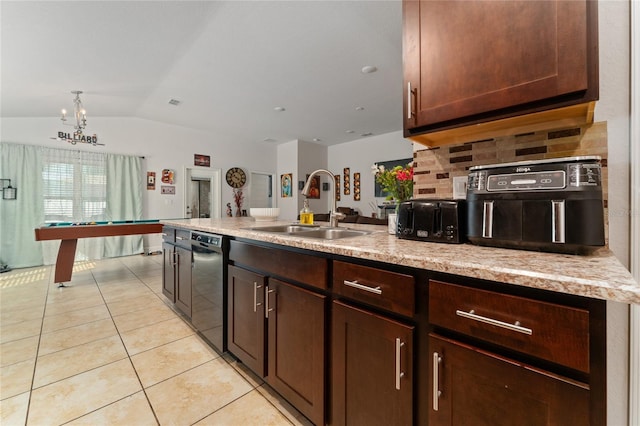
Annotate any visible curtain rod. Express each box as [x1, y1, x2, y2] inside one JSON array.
[[1, 142, 146, 159]]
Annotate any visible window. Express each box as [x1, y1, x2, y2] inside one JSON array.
[[42, 149, 106, 223]]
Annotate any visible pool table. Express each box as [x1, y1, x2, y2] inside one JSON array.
[[34, 220, 164, 285]]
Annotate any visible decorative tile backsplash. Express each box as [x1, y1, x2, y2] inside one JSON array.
[[412, 121, 609, 240], [413, 121, 608, 202]]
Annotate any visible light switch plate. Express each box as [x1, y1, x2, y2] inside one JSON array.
[[453, 176, 467, 200]]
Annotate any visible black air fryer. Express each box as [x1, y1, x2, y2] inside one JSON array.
[[466, 156, 605, 254]]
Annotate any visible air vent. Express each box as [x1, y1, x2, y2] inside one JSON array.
[[168, 99, 181, 106]]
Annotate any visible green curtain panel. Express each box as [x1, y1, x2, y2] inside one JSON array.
[[0, 143, 144, 269], [0, 143, 44, 268], [104, 154, 143, 257]]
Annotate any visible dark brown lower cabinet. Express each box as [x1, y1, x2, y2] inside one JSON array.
[[332, 300, 414, 426], [227, 265, 326, 425], [174, 245, 192, 317], [428, 334, 590, 426], [162, 241, 176, 302], [162, 241, 192, 317], [227, 265, 267, 376], [267, 278, 325, 426]]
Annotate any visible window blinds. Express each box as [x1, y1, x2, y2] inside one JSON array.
[[41, 148, 106, 223]]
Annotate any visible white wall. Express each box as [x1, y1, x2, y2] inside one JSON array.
[[328, 131, 413, 216], [595, 2, 632, 425], [1, 116, 277, 251], [298, 140, 328, 214], [276, 140, 299, 221]]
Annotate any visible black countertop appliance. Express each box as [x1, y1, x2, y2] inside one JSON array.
[[397, 199, 466, 243], [466, 156, 605, 254]]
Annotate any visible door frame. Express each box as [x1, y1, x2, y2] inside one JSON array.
[[630, 1, 639, 423], [249, 170, 277, 208], [183, 166, 221, 218]]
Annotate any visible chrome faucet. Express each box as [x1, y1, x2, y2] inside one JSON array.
[[302, 169, 345, 227]]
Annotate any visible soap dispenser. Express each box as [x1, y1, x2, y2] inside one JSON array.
[[300, 199, 314, 225]]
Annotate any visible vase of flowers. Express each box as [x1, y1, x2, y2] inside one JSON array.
[[371, 162, 414, 208], [372, 162, 414, 234]]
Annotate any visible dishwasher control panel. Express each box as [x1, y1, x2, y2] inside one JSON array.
[[191, 232, 222, 248]]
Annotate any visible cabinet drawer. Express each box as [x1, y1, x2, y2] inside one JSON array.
[[162, 226, 176, 242], [429, 280, 589, 372], [175, 229, 191, 248], [333, 261, 415, 318], [229, 241, 328, 290]]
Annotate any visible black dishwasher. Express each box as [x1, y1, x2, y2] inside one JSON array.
[[190, 231, 227, 354]]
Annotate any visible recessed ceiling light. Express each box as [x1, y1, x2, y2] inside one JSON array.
[[361, 65, 378, 74], [360, 132, 373, 137], [355, 106, 365, 111], [168, 99, 181, 106], [312, 138, 322, 142], [345, 130, 355, 134], [263, 138, 277, 143], [274, 106, 286, 112]]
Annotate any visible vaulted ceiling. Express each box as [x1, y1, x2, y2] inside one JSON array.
[[1, 1, 404, 147]]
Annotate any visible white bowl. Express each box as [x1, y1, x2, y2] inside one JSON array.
[[250, 208, 280, 222]]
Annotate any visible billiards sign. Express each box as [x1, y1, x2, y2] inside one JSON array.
[[51, 131, 104, 146]]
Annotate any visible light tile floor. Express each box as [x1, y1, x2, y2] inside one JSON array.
[[0, 255, 312, 426]]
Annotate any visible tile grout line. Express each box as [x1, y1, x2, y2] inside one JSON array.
[[92, 257, 163, 426]]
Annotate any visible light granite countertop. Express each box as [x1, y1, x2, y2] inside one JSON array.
[[163, 217, 640, 305]]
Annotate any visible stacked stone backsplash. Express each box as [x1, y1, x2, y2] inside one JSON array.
[[412, 121, 609, 239]]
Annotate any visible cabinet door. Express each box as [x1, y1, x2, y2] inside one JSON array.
[[175, 245, 192, 318], [267, 279, 325, 426], [404, 0, 595, 132], [429, 334, 589, 426], [162, 242, 176, 303], [332, 300, 413, 426], [227, 265, 267, 376]]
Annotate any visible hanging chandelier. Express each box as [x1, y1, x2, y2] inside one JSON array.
[[60, 90, 87, 133], [53, 90, 103, 146]]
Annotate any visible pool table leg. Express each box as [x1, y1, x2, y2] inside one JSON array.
[[54, 239, 78, 286]]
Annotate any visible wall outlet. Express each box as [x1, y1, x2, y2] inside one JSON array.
[[453, 176, 468, 200]]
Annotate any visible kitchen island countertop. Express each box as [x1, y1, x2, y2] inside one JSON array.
[[163, 217, 640, 305]]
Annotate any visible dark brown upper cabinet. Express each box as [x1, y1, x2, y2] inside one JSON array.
[[403, 0, 599, 147]]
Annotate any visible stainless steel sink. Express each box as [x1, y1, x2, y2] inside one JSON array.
[[292, 228, 371, 240], [246, 224, 320, 233], [244, 225, 371, 240]]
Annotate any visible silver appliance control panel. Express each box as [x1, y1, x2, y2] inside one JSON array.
[[486, 171, 566, 191], [468, 158, 602, 194]]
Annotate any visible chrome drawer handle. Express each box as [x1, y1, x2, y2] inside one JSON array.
[[265, 288, 275, 319], [176, 236, 186, 240], [433, 352, 442, 411], [551, 200, 566, 243], [456, 309, 532, 335], [395, 338, 405, 390], [482, 201, 494, 238], [253, 282, 262, 312], [343, 280, 382, 295]]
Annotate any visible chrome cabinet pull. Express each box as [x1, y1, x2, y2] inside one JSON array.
[[253, 282, 262, 313], [433, 352, 442, 411], [407, 82, 413, 119], [172, 251, 177, 267], [176, 236, 186, 240], [551, 200, 566, 243], [343, 280, 382, 295], [482, 200, 494, 238], [456, 309, 532, 335], [265, 288, 275, 318], [395, 338, 405, 390]]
